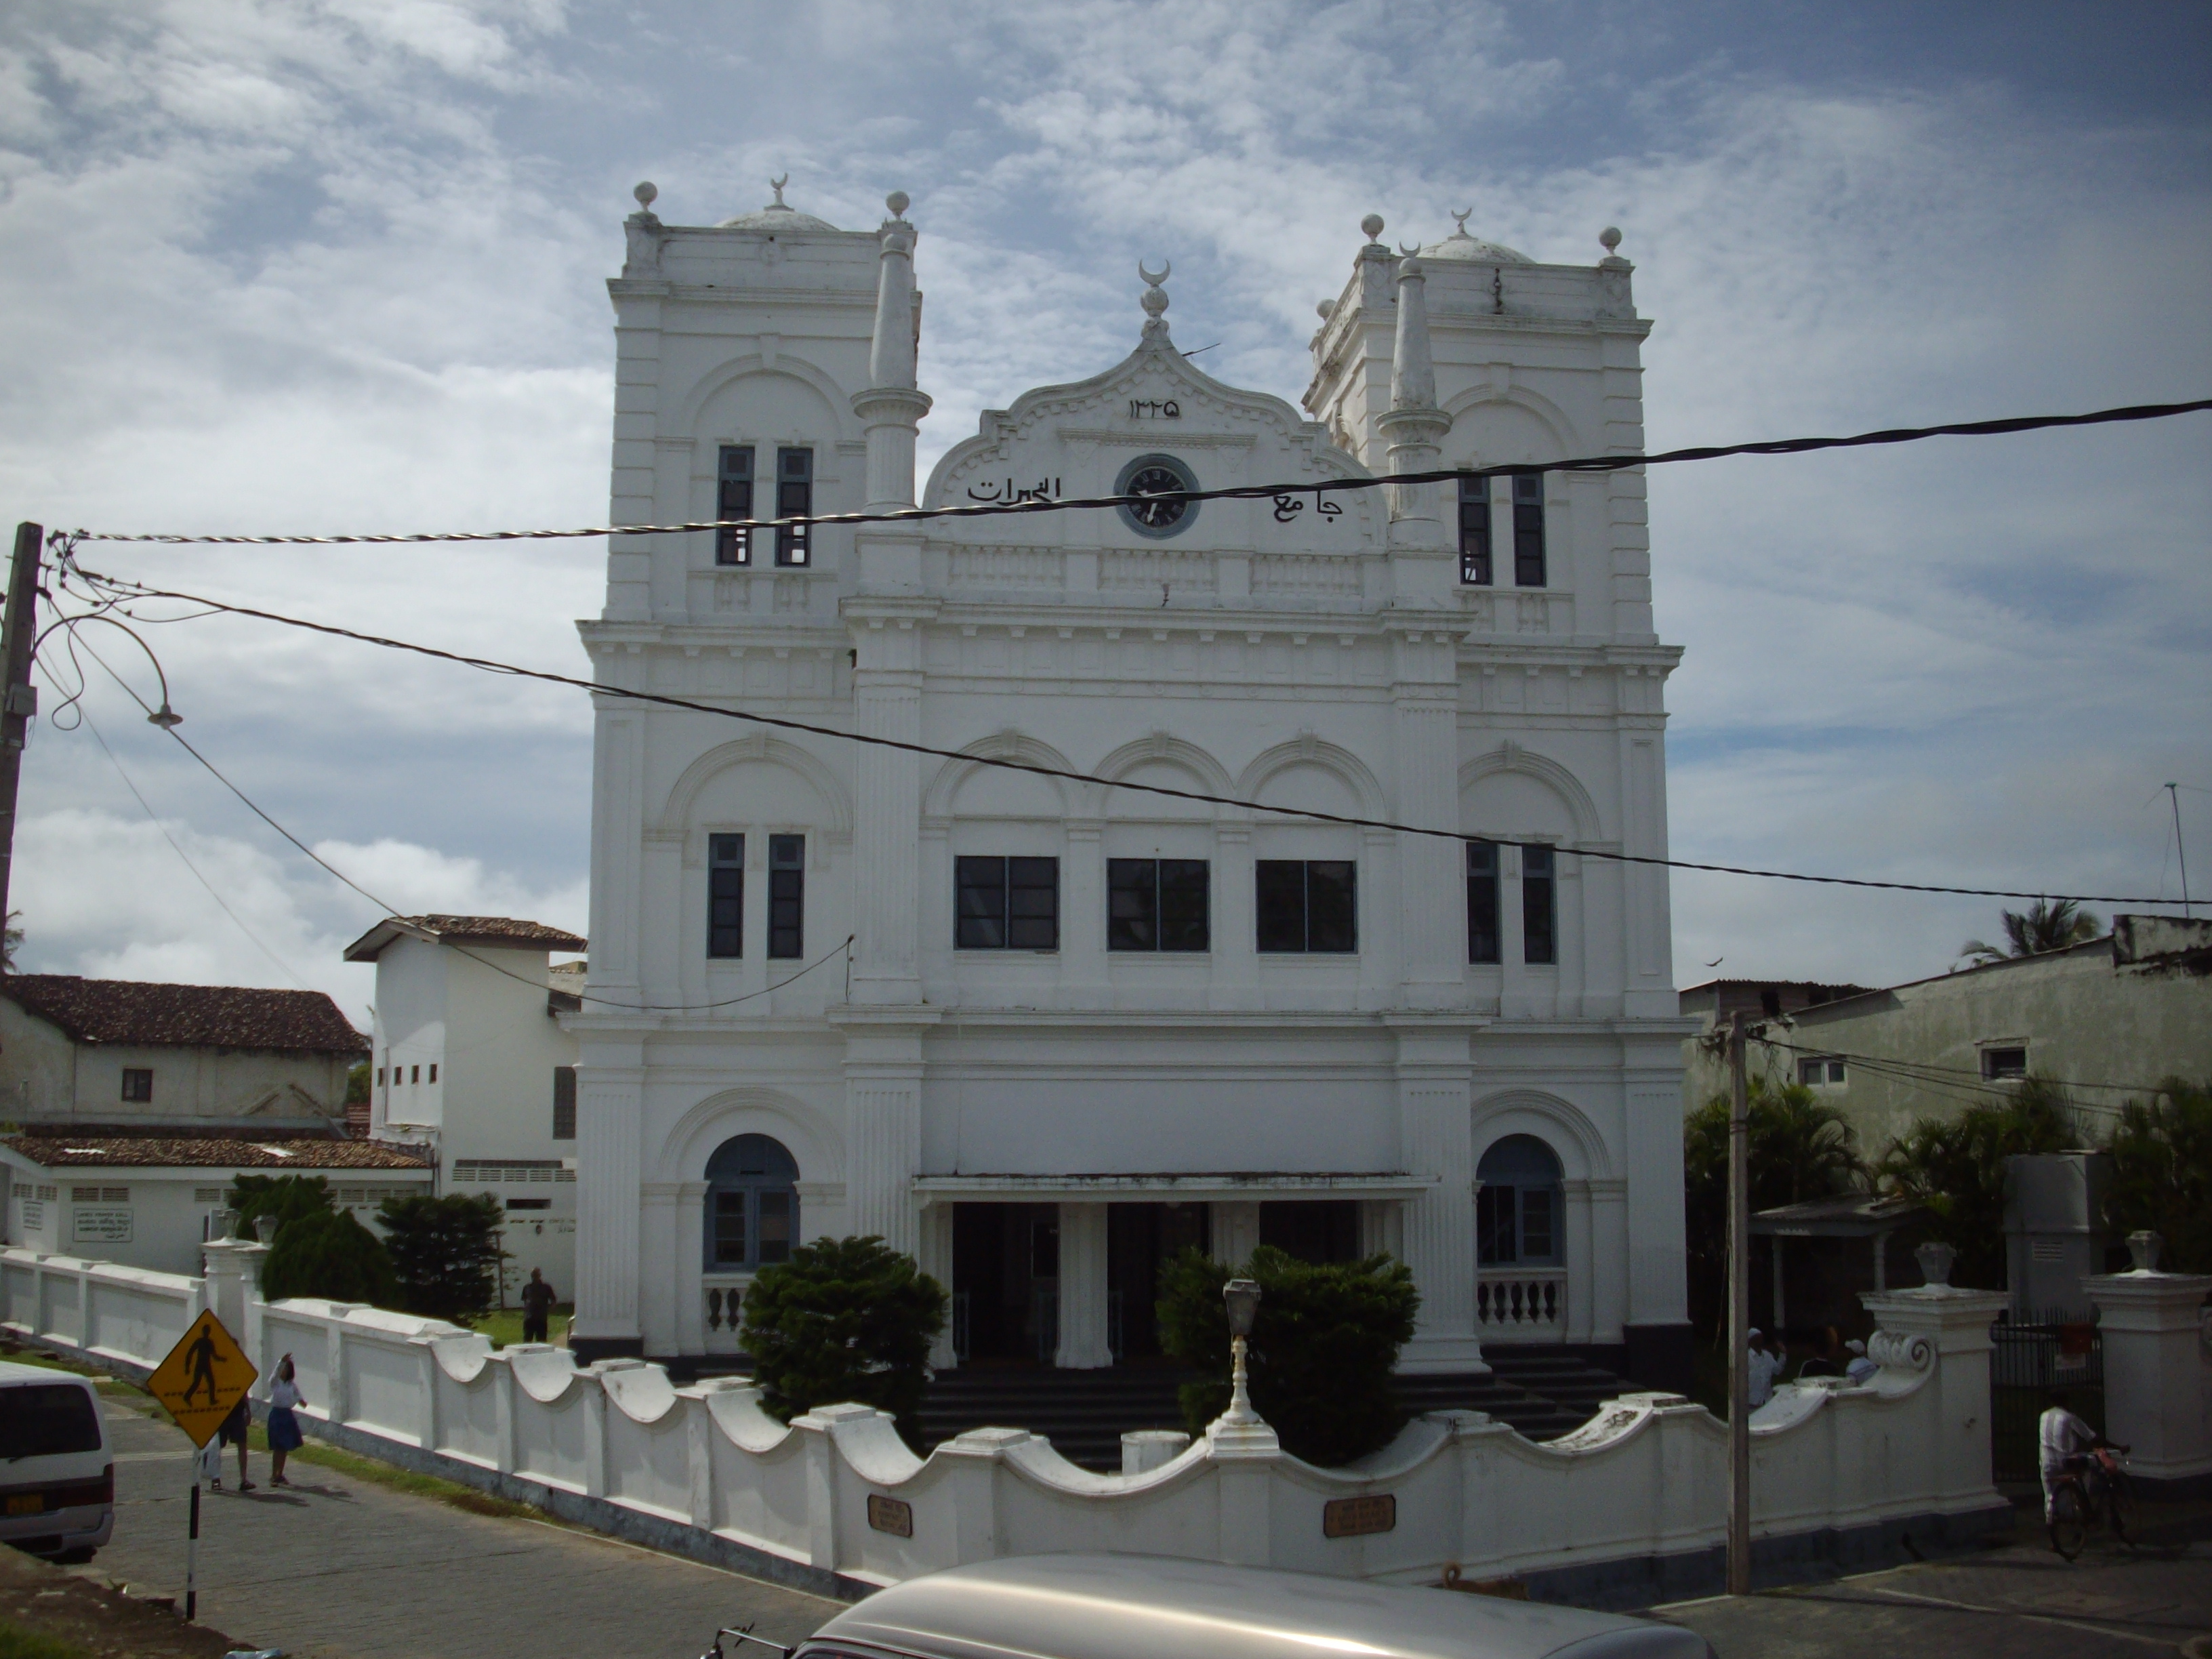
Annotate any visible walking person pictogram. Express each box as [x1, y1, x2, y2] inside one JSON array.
[[180, 1326, 220, 1408]]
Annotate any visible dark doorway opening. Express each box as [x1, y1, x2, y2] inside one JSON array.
[[951, 1202, 1060, 1365], [1106, 1202, 1211, 1361], [1259, 1200, 1360, 1265]]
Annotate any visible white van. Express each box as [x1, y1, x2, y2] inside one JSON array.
[[0, 1360, 115, 1563]]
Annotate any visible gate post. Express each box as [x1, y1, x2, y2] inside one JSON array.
[[2083, 1235, 2212, 1498]]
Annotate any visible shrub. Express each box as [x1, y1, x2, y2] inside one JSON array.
[[1155, 1245, 1418, 1467], [227, 1173, 340, 1237], [1877, 1076, 2075, 1290], [260, 1208, 398, 1307], [376, 1193, 508, 1322], [739, 1236, 946, 1448], [2102, 1077, 2212, 1273]]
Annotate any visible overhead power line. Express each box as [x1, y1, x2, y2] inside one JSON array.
[[59, 398, 2212, 546], [1757, 1035, 2170, 1101], [58, 561, 2191, 908]]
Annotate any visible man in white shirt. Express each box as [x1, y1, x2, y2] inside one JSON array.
[[2039, 1391, 2101, 1525], [1745, 1328, 1778, 1409]]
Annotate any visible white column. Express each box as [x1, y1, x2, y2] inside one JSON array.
[[1209, 824, 1259, 1011], [675, 1183, 708, 1355], [1861, 1281, 2011, 1511], [1212, 1202, 1260, 1264], [1389, 630, 1462, 1010], [1589, 1177, 1629, 1346], [1062, 823, 1106, 1004], [848, 615, 930, 1005], [571, 1029, 650, 1353], [919, 1202, 956, 1371], [1054, 1202, 1112, 1369], [836, 1014, 935, 1258], [639, 1183, 678, 1355], [2082, 1246, 2212, 1491], [1391, 1022, 1485, 1374]]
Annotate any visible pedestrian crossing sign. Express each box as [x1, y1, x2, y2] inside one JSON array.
[[148, 1310, 258, 1449]]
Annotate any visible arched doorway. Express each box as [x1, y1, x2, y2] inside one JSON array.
[[703, 1133, 799, 1272], [1477, 1133, 1565, 1338]]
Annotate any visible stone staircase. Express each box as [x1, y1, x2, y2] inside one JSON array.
[[918, 1350, 1643, 1472]]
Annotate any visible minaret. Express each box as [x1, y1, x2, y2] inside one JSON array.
[[1376, 245, 1453, 578], [852, 190, 932, 585]]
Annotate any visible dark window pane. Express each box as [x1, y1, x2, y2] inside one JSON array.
[[1521, 844, 1556, 964], [1513, 472, 1546, 587], [1107, 859, 1156, 951], [716, 447, 754, 565], [552, 1066, 577, 1140], [1255, 860, 1307, 953], [1458, 477, 1492, 586], [768, 834, 804, 960], [1467, 840, 1500, 964], [956, 856, 1007, 949], [775, 447, 812, 566], [0, 1384, 101, 1460], [1306, 861, 1357, 953], [712, 1191, 747, 1265], [1007, 857, 1059, 950], [708, 833, 745, 960], [756, 1191, 792, 1265], [1520, 1187, 1555, 1261], [1477, 1184, 1515, 1265], [1158, 859, 1210, 951]]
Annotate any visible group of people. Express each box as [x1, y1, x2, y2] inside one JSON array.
[[1743, 1326, 1879, 1407]]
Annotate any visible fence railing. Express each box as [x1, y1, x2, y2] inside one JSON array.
[[1477, 1269, 1567, 1340]]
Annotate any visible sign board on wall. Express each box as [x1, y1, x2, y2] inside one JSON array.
[[20, 1200, 43, 1230], [72, 1207, 134, 1244]]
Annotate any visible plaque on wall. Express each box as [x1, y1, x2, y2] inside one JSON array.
[[71, 1208, 134, 1244], [867, 1493, 914, 1538], [1322, 1494, 1395, 1538]]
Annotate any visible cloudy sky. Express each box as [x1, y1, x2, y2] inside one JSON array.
[[2, 0, 2207, 1027]]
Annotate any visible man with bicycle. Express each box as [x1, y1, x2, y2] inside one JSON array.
[[2039, 1387, 2131, 1555]]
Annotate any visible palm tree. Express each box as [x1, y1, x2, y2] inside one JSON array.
[[1961, 898, 2101, 966], [1877, 1076, 2076, 1289]]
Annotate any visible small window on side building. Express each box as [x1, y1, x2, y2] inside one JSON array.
[[1981, 1046, 2028, 1080], [716, 446, 755, 565], [1512, 472, 1547, 587], [552, 1065, 577, 1140], [121, 1068, 153, 1103], [428, 1063, 438, 1084]]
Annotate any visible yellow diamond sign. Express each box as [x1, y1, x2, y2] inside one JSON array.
[[148, 1310, 258, 1450]]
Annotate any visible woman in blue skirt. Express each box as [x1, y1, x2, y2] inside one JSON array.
[[266, 1353, 306, 1486]]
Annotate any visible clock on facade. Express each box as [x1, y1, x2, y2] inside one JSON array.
[[1115, 453, 1200, 539]]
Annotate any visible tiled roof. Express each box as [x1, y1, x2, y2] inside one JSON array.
[[0, 977, 367, 1054], [0, 1136, 432, 1170], [343, 914, 586, 961]]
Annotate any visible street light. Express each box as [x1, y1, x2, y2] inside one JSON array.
[[1220, 1277, 1262, 1427]]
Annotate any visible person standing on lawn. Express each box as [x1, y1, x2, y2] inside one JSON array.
[[266, 1355, 306, 1487], [520, 1268, 558, 1345]]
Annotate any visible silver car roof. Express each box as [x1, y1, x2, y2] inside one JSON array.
[[803, 1554, 1706, 1659]]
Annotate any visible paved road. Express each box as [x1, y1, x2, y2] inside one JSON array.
[[83, 1396, 842, 1659], [1657, 1517, 2212, 1658]]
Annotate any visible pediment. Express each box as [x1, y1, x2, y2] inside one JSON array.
[[924, 330, 1378, 553]]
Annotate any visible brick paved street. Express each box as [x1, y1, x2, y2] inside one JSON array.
[[81, 1397, 842, 1659]]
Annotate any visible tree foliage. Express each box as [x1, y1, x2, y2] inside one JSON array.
[[1683, 1079, 1866, 1332], [2102, 1077, 2212, 1274], [1961, 899, 2101, 966], [1876, 1076, 2076, 1290], [739, 1236, 946, 1448], [260, 1207, 399, 1306], [375, 1193, 508, 1322], [227, 1173, 340, 1237], [1155, 1245, 1419, 1468]]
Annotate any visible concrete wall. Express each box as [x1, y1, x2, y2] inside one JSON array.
[[2, 1245, 2012, 1606]]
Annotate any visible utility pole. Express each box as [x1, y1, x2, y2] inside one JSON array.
[[2169, 783, 2192, 918], [0, 522, 42, 968], [1727, 1008, 1752, 1596]]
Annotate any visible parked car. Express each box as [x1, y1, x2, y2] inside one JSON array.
[[779, 1553, 1711, 1659], [0, 1360, 115, 1563]]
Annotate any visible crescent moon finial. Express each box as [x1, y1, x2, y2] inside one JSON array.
[[769, 173, 789, 206], [1399, 241, 1421, 256], [1139, 258, 1170, 287], [1451, 207, 1473, 234]]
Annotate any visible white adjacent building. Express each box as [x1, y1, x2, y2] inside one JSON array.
[[570, 183, 1694, 1385], [346, 916, 586, 1296]]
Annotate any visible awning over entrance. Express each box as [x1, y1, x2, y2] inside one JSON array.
[[912, 1172, 1436, 1201]]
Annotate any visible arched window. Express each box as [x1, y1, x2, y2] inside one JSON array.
[[1477, 1134, 1563, 1266], [703, 1134, 799, 1271]]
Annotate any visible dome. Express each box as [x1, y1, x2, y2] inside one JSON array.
[[1419, 212, 1530, 264], [718, 178, 838, 233]]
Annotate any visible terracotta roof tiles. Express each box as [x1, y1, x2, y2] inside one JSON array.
[[0, 1136, 431, 1170], [0, 976, 367, 1054]]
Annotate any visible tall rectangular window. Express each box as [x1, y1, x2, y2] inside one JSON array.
[[1512, 472, 1547, 587], [956, 856, 1060, 950], [552, 1066, 577, 1140], [1107, 859, 1210, 951], [1467, 840, 1500, 964], [716, 445, 755, 565], [775, 447, 813, 567], [1521, 844, 1557, 965], [1458, 476, 1492, 586], [708, 833, 745, 958], [1477, 1184, 1516, 1264], [121, 1068, 153, 1103], [1255, 860, 1357, 954], [767, 834, 804, 960]]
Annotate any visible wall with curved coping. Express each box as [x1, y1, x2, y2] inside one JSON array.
[[1, 1246, 2013, 1607]]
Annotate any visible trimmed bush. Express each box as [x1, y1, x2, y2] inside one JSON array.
[[227, 1173, 340, 1237], [739, 1235, 947, 1448], [1156, 1244, 1419, 1467], [260, 1207, 398, 1307], [377, 1193, 508, 1322]]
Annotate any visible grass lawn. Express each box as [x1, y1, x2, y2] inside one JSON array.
[[468, 1303, 573, 1349]]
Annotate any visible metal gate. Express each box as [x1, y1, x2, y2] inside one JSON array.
[[1989, 1319, 2103, 1485]]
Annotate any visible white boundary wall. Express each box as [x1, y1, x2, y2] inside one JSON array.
[[3, 1244, 2011, 1604]]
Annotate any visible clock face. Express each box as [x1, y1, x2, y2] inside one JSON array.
[[1125, 465, 1189, 529]]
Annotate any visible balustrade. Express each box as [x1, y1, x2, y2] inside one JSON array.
[[1476, 1268, 1566, 1340]]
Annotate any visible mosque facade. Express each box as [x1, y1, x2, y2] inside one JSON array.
[[569, 180, 1694, 1387]]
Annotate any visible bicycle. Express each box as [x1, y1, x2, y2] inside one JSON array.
[[2047, 1443, 2136, 1560]]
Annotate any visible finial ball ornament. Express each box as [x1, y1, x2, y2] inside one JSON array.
[[634, 181, 657, 208], [886, 190, 909, 218], [1599, 225, 1622, 253], [1361, 212, 1385, 241]]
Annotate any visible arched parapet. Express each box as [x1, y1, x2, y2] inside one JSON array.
[[1235, 733, 1389, 821], [1440, 381, 1584, 463], [1459, 740, 1601, 844], [920, 730, 1088, 821], [1471, 1088, 1612, 1183], [1092, 731, 1241, 819], [671, 353, 861, 445], [656, 733, 854, 843], [656, 1086, 846, 1187]]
